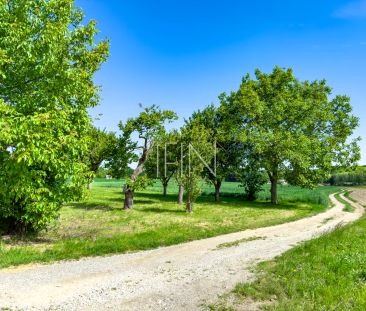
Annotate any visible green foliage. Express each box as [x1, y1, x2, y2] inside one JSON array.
[[106, 130, 136, 179], [86, 127, 116, 174], [220, 66, 360, 204], [110, 105, 177, 208], [125, 175, 151, 191], [95, 166, 108, 178], [240, 169, 267, 201], [187, 104, 244, 201], [122, 105, 177, 141], [331, 165, 366, 175], [181, 123, 214, 211], [122, 105, 177, 188], [0, 0, 109, 232], [329, 173, 366, 186], [144, 130, 180, 195]]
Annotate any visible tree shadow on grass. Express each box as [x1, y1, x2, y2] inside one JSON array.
[[68, 189, 310, 213], [136, 207, 186, 214], [136, 191, 303, 211], [135, 192, 178, 202], [195, 196, 306, 211], [67, 202, 117, 211]]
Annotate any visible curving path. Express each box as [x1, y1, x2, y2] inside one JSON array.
[[0, 190, 364, 311]]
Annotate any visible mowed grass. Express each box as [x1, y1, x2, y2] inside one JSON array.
[[230, 195, 366, 310], [97, 178, 335, 207], [0, 180, 340, 268]]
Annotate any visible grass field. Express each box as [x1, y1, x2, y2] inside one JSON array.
[[212, 193, 366, 310], [0, 180, 340, 268], [96, 178, 334, 206]]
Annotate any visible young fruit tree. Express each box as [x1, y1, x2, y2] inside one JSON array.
[[114, 105, 177, 210], [0, 0, 109, 233], [180, 123, 214, 212], [220, 66, 360, 204]]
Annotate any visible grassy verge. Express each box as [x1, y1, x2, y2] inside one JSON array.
[[344, 190, 358, 203], [223, 198, 366, 310], [335, 192, 355, 212], [0, 183, 340, 269], [215, 236, 265, 250]]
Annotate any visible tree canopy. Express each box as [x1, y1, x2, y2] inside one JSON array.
[[111, 105, 177, 209], [187, 104, 244, 201], [0, 0, 109, 232], [86, 127, 116, 174], [220, 67, 360, 204]]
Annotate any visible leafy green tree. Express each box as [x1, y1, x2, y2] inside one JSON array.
[[187, 104, 244, 202], [145, 131, 179, 196], [106, 131, 136, 180], [86, 127, 116, 177], [220, 66, 360, 204], [239, 157, 267, 201], [85, 127, 116, 189], [0, 0, 109, 233], [116, 105, 177, 209], [180, 124, 214, 212], [95, 166, 108, 178]]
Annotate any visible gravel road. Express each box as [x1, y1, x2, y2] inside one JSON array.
[[0, 190, 364, 311]]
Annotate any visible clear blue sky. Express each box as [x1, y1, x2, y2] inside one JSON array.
[[77, 0, 366, 164]]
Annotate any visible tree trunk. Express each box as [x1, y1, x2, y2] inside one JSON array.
[[87, 182, 93, 190], [163, 182, 168, 196], [186, 200, 192, 213], [214, 180, 221, 202], [270, 178, 278, 204], [122, 137, 153, 210], [124, 188, 134, 209], [178, 185, 184, 204]]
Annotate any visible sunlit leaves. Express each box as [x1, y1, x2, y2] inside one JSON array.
[[0, 0, 109, 232], [220, 66, 360, 201]]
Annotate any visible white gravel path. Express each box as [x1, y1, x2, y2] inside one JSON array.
[[0, 191, 364, 311]]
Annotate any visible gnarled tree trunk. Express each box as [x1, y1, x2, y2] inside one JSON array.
[[123, 188, 134, 209], [123, 138, 152, 210]]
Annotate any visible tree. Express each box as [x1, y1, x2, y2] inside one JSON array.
[[86, 127, 116, 186], [116, 105, 177, 210], [145, 131, 179, 196], [187, 104, 243, 202], [180, 124, 214, 212], [238, 148, 267, 201], [220, 66, 360, 204], [106, 131, 136, 180], [0, 0, 109, 233]]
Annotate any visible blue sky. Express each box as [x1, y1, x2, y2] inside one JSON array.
[[77, 0, 366, 164]]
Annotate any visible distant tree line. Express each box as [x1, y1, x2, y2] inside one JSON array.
[[328, 173, 366, 186]]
